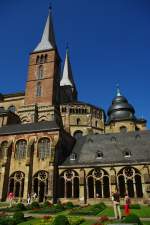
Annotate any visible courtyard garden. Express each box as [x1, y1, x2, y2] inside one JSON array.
[[0, 201, 149, 225]]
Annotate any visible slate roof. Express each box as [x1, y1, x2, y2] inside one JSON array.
[[0, 121, 59, 136], [61, 130, 150, 167]]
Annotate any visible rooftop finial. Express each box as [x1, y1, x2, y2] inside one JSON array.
[[49, 3, 52, 13], [116, 83, 121, 96], [66, 42, 69, 50]]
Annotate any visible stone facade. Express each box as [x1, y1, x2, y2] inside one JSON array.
[[0, 10, 149, 205]]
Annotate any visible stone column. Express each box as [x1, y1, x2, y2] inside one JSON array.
[[79, 169, 86, 205], [47, 165, 54, 202], [0, 166, 6, 200]]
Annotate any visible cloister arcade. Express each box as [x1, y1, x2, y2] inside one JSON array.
[[5, 166, 145, 202]]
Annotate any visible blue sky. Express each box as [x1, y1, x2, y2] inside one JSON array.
[[0, 0, 150, 127]]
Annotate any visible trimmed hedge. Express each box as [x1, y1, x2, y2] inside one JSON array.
[[52, 215, 70, 225], [70, 203, 106, 216], [15, 203, 26, 211], [29, 201, 40, 209], [123, 214, 143, 225], [121, 204, 141, 209], [13, 211, 25, 224]]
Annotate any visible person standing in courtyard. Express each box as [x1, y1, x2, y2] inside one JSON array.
[[8, 192, 14, 207], [112, 189, 122, 220], [124, 193, 131, 216], [27, 193, 31, 205]]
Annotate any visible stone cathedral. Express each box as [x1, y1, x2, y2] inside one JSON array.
[[0, 9, 150, 204]]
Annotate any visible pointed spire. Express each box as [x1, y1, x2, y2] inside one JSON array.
[[60, 46, 75, 87], [34, 7, 56, 52], [116, 84, 122, 97]]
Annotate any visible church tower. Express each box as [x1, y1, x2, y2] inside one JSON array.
[[19, 8, 61, 123], [60, 48, 77, 103], [25, 8, 60, 106]]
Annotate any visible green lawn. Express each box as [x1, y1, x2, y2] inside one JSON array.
[[99, 206, 150, 218]]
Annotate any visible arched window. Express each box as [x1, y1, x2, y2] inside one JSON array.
[[87, 168, 110, 198], [8, 105, 16, 113], [95, 121, 98, 127], [59, 170, 79, 198], [33, 170, 48, 202], [15, 140, 27, 160], [44, 54, 48, 63], [77, 118, 80, 125], [37, 65, 43, 79], [73, 130, 83, 140], [0, 141, 8, 159], [120, 126, 127, 133], [118, 167, 143, 198], [36, 56, 40, 64], [40, 55, 44, 63], [8, 171, 25, 198], [36, 82, 42, 96], [38, 138, 51, 160]]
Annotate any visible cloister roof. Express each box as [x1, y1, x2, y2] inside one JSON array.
[[0, 121, 59, 136], [61, 130, 150, 167]]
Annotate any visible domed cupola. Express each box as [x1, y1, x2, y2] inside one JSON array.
[[107, 86, 136, 123]]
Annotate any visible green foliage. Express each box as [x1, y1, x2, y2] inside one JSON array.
[[121, 203, 141, 209], [64, 202, 75, 209], [52, 215, 70, 225], [123, 214, 143, 225], [30, 201, 40, 209], [30, 203, 65, 214], [70, 203, 106, 216], [15, 203, 26, 211], [0, 217, 15, 225], [13, 211, 25, 224], [68, 216, 85, 225], [42, 201, 52, 208]]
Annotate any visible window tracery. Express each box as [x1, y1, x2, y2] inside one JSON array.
[[15, 140, 27, 160], [38, 138, 51, 160]]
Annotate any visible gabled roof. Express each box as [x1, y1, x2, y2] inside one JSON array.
[[34, 8, 56, 52], [60, 130, 150, 167]]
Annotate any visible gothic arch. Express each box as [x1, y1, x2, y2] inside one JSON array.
[[86, 168, 110, 198], [33, 170, 48, 202], [73, 130, 83, 140], [15, 139, 27, 160], [117, 167, 143, 198], [59, 169, 79, 198], [8, 171, 25, 198], [37, 138, 51, 160]]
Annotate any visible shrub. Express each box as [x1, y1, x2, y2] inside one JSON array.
[[123, 214, 143, 225], [52, 215, 70, 225], [64, 202, 74, 209], [68, 216, 84, 225], [15, 203, 26, 211], [0, 217, 15, 225], [13, 211, 24, 224], [54, 203, 64, 210], [30, 201, 40, 209], [42, 201, 52, 208], [70, 202, 106, 216], [130, 204, 141, 209]]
